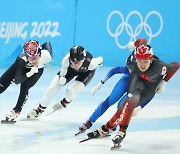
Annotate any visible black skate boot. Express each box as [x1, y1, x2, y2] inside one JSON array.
[[87, 125, 109, 139], [79, 120, 92, 132], [111, 131, 126, 149], [75, 120, 93, 135]]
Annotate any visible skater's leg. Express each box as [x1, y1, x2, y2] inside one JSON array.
[[89, 74, 129, 123]]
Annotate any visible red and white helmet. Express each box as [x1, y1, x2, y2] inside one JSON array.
[[23, 40, 41, 58], [134, 44, 154, 60], [128, 38, 147, 51]]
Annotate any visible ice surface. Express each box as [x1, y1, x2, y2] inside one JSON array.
[[0, 67, 180, 154]]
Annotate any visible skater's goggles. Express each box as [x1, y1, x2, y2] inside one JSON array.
[[70, 59, 84, 64], [136, 59, 151, 64], [27, 55, 40, 61]]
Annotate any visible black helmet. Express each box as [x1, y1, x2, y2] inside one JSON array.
[[69, 46, 86, 62]]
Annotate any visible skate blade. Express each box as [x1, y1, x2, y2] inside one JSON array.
[[18, 118, 39, 121], [102, 134, 111, 137], [1, 120, 16, 124], [79, 137, 91, 143], [79, 134, 111, 143], [46, 110, 55, 117], [111, 143, 121, 150], [75, 130, 85, 136]]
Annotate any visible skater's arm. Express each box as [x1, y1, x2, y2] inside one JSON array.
[[155, 62, 179, 93], [59, 53, 70, 77], [90, 66, 130, 96], [88, 57, 103, 70], [38, 42, 52, 68], [163, 62, 179, 82], [101, 66, 130, 84], [38, 49, 52, 67]]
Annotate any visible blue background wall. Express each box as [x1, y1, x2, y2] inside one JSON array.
[[0, 0, 179, 67]]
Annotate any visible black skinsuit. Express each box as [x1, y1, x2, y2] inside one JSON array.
[[0, 42, 52, 112], [57, 51, 95, 86]]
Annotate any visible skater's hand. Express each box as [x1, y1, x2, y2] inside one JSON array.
[[155, 80, 167, 94], [26, 66, 38, 78], [128, 41, 135, 51], [90, 82, 103, 96], [59, 76, 66, 85]]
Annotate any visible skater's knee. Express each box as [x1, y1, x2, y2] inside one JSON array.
[[0, 85, 4, 93], [106, 96, 117, 106], [0, 83, 9, 93], [20, 84, 30, 91], [66, 86, 77, 101], [122, 97, 139, 112], [0, 88, 5, 93], [66, 81, 85, 101], [103, 98, 111, 108]]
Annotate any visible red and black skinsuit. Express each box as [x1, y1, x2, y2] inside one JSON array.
[[104, 59, 179, 133]]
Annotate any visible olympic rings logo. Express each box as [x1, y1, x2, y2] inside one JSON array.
[[107, 10, 163, 49]]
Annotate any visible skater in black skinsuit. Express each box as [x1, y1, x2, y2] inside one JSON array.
[[27, 45, 103, 118], [0, 40, 52, 122]]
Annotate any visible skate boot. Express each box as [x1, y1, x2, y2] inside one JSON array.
[[27, 104, 47, 118], [112, 131, 126, 148], [1, 109, 20, 123], [79, 120, 93, 132], [75, 120, 93, 135], [87, 125, 109, 139], [53, 98, 70, 111]]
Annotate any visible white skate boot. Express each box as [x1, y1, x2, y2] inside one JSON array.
[[1, 109, 20, 123], [53, 98, 70, 111], [27, 104, 47, 118]]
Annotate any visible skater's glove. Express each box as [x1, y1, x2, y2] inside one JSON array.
[[155, 80, 167, 94], [90, 81, 103, 96], [132, 106, 142, 117], [59, 76, 66, 85], [128, 41, 136, 51], [26, 66, 38, 78]]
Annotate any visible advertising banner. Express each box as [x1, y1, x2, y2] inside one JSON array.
[[0, 0, 179, 67]]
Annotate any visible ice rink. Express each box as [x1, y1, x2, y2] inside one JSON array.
[[0, 66, 180, 154]]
